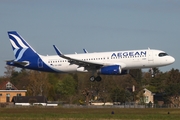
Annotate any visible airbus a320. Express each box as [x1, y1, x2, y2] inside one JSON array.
[[6, 31, 175, 82]]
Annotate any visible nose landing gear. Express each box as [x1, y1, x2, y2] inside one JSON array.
[[150, 68, 155, 78]]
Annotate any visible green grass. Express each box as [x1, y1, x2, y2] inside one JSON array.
[[0, 107, 180, 120]]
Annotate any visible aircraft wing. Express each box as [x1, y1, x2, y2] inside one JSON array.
[[53, 45, 103, 70]]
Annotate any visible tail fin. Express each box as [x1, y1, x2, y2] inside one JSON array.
[[8, 31, 38, 61]]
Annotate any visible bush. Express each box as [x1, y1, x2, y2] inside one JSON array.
[[0, 103, 7, 108]]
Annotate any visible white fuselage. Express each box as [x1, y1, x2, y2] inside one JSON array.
[[39, 49, 175, 73]]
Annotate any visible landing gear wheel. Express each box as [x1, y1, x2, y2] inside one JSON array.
[[89, 76, 95, 82], [95, 76, 102, 82]]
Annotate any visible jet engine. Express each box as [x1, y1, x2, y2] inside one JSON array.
[[98, 65, 129, 75]]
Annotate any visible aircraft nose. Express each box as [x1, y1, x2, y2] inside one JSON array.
[[168, 56, 175, 64], [171, 56, 175, 63]]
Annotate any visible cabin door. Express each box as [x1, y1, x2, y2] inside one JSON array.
[[148, 51, 154, 64]]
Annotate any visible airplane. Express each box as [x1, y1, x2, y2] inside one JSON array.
[[6, 31, 175, 82]]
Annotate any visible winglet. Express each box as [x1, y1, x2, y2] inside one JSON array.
[[83, 48, 88, 53], [53, 45, 63, 56]]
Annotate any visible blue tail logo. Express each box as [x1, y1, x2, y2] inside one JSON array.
[[8, 31, 37, 61], [7, 31, 56, 72]]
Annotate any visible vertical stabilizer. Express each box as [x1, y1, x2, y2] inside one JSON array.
[[8, 31, 38, 61]]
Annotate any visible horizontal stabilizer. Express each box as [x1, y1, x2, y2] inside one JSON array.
[[6, 60, 29, 66]]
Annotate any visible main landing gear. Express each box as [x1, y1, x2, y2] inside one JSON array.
[[89, 76, 102, 82]]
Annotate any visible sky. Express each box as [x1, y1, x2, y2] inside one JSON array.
[[0, 0, 180, 76]]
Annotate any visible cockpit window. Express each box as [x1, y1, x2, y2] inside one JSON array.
[[158, 53, 168, 57]]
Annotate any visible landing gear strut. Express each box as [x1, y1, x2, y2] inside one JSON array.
[[150, 68, 155, 78], [89, 76, 102, 82]]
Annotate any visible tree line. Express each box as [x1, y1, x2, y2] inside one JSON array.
[[1, 66, 180, 106]]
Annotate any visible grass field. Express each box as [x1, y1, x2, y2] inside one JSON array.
[[0, 107, 180, 120]]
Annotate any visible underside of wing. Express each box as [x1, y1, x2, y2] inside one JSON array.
[[66, 56, 103, 70]]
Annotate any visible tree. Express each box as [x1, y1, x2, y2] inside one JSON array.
[[166, 68, 180, 84], [48, 86, 56, 101], [46, 73, 60, 100], [10, 69, 29, 89], [163, 68, 180, 106], [110, 86, 133, 103], [164, 83, 180, 106], [129, 69, 142, 84], [55, 74, 77, 103], [146, 72, 166, 93], [26, 70, 50, 96], [82, 88, 93, 105], [4, 65, 16, 78]]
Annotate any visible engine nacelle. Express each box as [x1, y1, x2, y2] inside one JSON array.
[[98, 65, 129, 75]]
